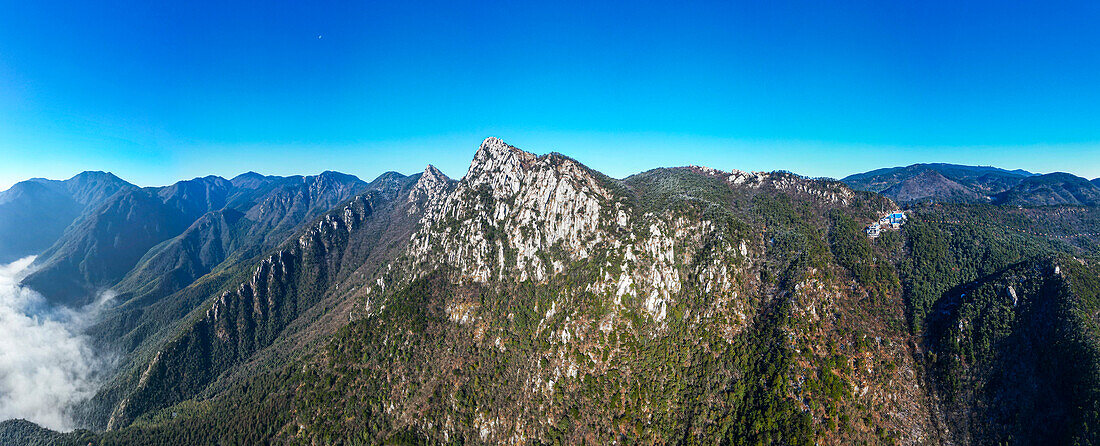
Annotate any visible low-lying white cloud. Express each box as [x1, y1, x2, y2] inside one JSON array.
[[0, 256, 113, 431]]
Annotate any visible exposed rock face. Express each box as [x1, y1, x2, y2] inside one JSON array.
[[241, 171, 369, 246], [118, 172, 373, 299], [692, 166, 856, 205], [408, 138, 613, 282], [407, 165, 450, 215], [397, 138, 755, 328]]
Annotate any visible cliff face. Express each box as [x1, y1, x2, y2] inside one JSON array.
[[406, 137, 627, 287]]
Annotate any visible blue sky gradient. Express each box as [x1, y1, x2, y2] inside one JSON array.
[[2, 0, 1100, 189]]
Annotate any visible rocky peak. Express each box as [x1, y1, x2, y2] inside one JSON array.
[[403, 138, 636, 287], [385, 139, 762, 332], [420, 164, 448, 186], [688, 165, 856, 205], [408, 165, 452, 214], [465, 137, 539, 198], [472, 137, 535, 167]]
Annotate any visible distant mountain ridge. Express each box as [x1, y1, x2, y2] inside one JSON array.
[[879, 169, 984, 203], [843, 163, 1100, 206], [18, 171, 373, 307], [0, 171, 134, 263], [994, 172, 1100, 206]]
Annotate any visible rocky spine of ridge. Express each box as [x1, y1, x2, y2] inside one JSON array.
[[690, 165, 857, 205], [106, 193, 382, 429], [103, 168, 439, 430]]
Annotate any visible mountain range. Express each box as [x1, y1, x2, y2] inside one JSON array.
[[2, 138, 1100, 445]]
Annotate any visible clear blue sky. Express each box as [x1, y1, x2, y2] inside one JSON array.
[[2, 0, 1100, 190]]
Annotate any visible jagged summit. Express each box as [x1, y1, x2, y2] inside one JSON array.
[[685, 165, 772, 184], [466, 137, 537, 188], [412, 164, 451, 195], [474, 136, 534, 161], [422, 164, 446, 181], [461, 137, 614, 206], [406, 164, 453, 213], [403, 139, 623, 285]]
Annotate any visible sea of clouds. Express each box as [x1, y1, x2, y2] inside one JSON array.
[[0, 256, 114, 431]]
